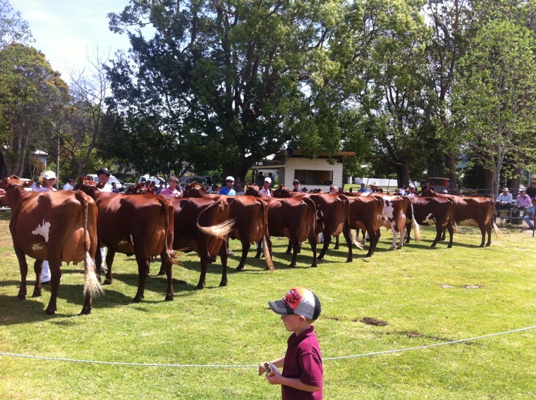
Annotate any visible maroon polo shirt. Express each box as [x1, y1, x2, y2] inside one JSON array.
[[282, 325, 323, 400]]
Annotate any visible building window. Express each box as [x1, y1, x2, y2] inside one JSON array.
[[295, 170, 333, 185]]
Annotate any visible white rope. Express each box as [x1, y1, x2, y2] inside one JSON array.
[[0, 325, 534, 368]]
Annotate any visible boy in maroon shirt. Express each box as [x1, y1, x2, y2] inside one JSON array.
[[259, 287, 323, 399]]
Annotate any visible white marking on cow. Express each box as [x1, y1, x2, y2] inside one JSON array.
[[31, 243, 45, 251], [118, 240, 130, 246], [422, 213, 436, 225], [32, 220, 51, 243]]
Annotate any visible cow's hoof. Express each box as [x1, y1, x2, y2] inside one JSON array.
[[132, 296, 143, 303], [219, 282, 228, 287], [17, 294, 26, 301], [235, 266, 244, 271], [165, 294, 174, 301], [346, 257, 353, 263], [80, 307, 92, 315], [194, 285, 205, 290], [157, 269, 166, 276], [45, 308, 56, 315], [32, 290, 42, 298], [104, 279, 112, 285]]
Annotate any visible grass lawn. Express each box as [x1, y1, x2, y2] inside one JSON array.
[[0, 210, 535, 399]]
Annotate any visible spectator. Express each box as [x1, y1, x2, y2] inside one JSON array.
[[97, 168, 113, 192], [111, 182, 120, 193], [523, 198, 536, 229], [160, 176, 181, 197], [515, 187, 531, 210], [156, 182, 164, 194], [292, 179, 301, 192], [329, 184, 338, 194], [219, 176, 236, 195], [234, 176, 245, 195], [369, 181, 379, 193], [357, 183, 368, 193], [62, 178, 75, 190], [268, 172, 275, 188], [526, 180, 536, 199], [407, 184, 418, 197], [256, 171, 265, 186], [496, 187, 513, 224], [33, 170, 58, 284], [260, 177, 273, 196]]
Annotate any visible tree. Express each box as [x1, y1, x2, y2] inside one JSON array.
[[106, 0, 353, 180], [0, 43, 69, 177], [0, 0, 33, 50], [451, 20, 536, 195]]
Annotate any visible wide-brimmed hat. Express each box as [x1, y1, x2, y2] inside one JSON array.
[[502, 187, 509, 192]]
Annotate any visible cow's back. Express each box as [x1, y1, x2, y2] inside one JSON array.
[[11, 190, 97, 264]]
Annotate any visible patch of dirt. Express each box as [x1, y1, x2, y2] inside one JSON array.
[[360, 317, 388, 326]]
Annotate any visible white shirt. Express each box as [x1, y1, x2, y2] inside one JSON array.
[[63, 182, 73, 190]]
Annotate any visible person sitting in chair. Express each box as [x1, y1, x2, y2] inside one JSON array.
[[523, 198, 536, 230]]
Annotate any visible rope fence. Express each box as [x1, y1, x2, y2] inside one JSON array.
[[1, 324, 534, 369]]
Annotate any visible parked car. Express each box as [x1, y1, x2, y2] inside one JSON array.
[[85, 174, 124, 191], [138, 174, 166, 186]]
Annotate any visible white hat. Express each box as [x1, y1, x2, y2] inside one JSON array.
[[442, 189, 448, 194], [502, 187, 509, 192], [370, 181, 378, 186], [519, 185, 526, 191], [264, 177, 272, 184], [409, 183, 415, 189], [268, 287, 321, 320], [43, 171, 56, 180], [225, 176, 235, 182]]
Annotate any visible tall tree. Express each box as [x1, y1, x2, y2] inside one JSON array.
[[0, 0, 33, 50], [0, 43, 69, 177], [106, 0, 350, 179], [451, 20, 536, 195]]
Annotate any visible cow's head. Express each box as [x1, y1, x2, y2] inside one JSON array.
[[245, 184, 261, 197], [74, 175, 97, 190], [273, 185, 291, 198]]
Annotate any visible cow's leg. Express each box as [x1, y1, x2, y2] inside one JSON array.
[[398, 224, 406, 249], [195, 256, 209, 290], [308, 231, 318, 268], [285, 239, 292, 254], [485, 224, 492, 246], [478, 223, 487, 247], [254, 240, 262, 258], [32, 259, 44, 297], [132, 252, 150, 302], [14, 245, 29, 300], [317, 229, 331, 260], [446, 223, 454, 248], [160, 249, 174, 301], [405, 223, 412, 244], [342, 224, 353, 262], [104, 249, 116, 285], [366, 229, 380, 257], [390, 230, 398, 250], [333, 235, 340, 249], [95, 245, 103, 282], [45, 260, 62, 315], [431, 224, 442, 247], [218, 244, 228, 287], [236, 239, 249, 271]]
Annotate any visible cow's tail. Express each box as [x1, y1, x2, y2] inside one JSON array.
[[303, 197, 317, 235], [341, 195, 363, 250], [156, 195, 175, 259], [76, 192, 102, 298], [410, 202, 421, 242], [196, 200, 235, 238], [256, 198, 274, 271], [490, 198, 500, 238]]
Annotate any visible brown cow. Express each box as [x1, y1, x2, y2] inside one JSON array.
[[76, 177, 175, 302], [421, 190, 498, 246], [406, 196, 455, 248], [166, 196, 235, 289], [246, 185, 317, 268], [273, 186, 355, 262], [0, 176, 101, 315], [347, 195, 385, 257], [183, 183, 273, 271]]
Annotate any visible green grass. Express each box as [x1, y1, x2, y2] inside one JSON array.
[[0, 211, 535, 399]]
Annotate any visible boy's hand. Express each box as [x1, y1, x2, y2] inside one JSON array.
[[258, 362, 268, 376]]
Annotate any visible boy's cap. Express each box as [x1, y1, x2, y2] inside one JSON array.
[[264, 177, 272, 184], [269, 287, 321, 320]]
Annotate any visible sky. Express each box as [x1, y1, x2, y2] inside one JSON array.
[[14, 0, 132, 81]]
